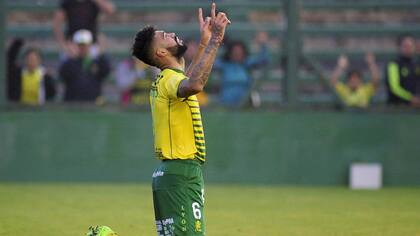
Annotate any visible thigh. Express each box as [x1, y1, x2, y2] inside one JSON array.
[[153, 174, 205, 236]]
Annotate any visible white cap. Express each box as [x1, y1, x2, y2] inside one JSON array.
[[73, 29, 93, 44]]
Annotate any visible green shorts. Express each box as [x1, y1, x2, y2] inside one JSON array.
[[152, 159, 205, 236]]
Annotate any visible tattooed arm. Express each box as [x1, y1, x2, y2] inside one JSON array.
[[185, 7, 212, 77], [178, 3, 230, 98]]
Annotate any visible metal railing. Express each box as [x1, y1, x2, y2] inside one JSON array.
[[2, 0, 420, 107]]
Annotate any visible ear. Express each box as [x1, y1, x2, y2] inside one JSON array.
[[155, 47, 168, 58]]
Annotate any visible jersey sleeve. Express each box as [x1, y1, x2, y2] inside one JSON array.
[[335, 82, 350, 98], [387, 62, 413, 101], [363, 82, 375, 98], [162, 73, 188, 99]]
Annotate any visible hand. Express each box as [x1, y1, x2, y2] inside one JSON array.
[[410, 96, 420, 108], [337, 55, 349, 70], [198, 8, 212, 46], [209, 2, 231, 44], [365, 52, 376, 65]]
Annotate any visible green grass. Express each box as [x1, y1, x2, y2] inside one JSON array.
[[1, 184, 420, 236]]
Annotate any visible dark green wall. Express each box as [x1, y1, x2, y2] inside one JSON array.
[[1, 111, 420, 185]]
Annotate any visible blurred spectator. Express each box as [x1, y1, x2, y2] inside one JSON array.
[[59, 30, 111, 102], [7, 38, 56, 105], [53, 0, 115, 58], [215, 32, 270, 108], [385, 35, 420, 107], [115, 58, 158, 106], [416, 38, 420, 56], [184, 39, 209, 106], [330, 53, 380, 108]]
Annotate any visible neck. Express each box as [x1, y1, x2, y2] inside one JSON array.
[[400, 54, 412, 60], [26, 67, 39, 73], [160, 57, 184, 72]]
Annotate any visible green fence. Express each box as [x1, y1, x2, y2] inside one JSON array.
[[1, 111, 420, 185], [4, 0, 420, 106]]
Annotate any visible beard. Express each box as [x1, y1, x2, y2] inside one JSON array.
[[168, 38, 188, 60]]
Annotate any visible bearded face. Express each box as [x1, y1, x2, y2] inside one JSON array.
[[168, 36, 188, 59]]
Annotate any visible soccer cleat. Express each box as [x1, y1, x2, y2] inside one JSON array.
[[86, 225, 118, 236]]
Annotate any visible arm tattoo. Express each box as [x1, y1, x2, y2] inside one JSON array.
[[186, 43, 207, 78], [178, 39, 221, 98]]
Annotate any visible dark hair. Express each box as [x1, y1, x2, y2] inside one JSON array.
[[24, 47, 42, 59], [132, 26, 156, 66], [222, 40, 249, 62], [346, 69, 361, 81]]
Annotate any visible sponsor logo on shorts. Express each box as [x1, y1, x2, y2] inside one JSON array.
[[156, 218, 174, 236]]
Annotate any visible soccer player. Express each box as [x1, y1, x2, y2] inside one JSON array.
[[131, 3, 230, 236]]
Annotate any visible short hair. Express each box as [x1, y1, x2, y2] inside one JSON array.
[[223, 40, 249, 61], [24, 47, 42, 59], [346, 69, 361, 81], [132, 26, 156, 66]]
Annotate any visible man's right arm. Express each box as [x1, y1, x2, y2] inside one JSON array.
[[52, 9, 67, 50], [330, 55, 348, 87], [178, 5, 230, 98], [387, 62, 413, 101], [387, 62, 420, 106], [364, 52, 380, 90], [92, 0, 116, 15]]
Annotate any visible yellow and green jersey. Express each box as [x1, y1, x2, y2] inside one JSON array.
[[335, 82, 375, 108], [150, 68, 206, 162], [21, 68, 45, 105]]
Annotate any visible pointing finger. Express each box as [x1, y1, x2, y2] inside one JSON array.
[[198, 8, 204, 25], [211, 2, 216, 19]]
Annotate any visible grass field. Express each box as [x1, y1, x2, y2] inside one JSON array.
[[1, 183, 420, 236]]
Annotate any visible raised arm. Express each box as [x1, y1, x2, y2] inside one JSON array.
[[52, 9, 67, 51], [178, 3, 230, 98], [92, 0, 116, 15], [330, 55, 348, 86], [365, 52, 380, 89], [185, 7, 212, 77], [245, 31, 270, 68], [7, 38, 24, 70]]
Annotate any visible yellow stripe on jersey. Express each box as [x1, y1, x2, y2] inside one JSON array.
[[150, 68, 206, 161]]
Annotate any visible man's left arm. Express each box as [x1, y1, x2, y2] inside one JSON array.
[[365, 52, 380, 89], [246, 32, 270, 68], [186, 8, 212, 78], [92, 0, 116, 15], [178, 3, 230, 98]]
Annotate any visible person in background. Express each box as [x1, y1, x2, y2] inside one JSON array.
[[7, 38, 56, 105], [215, 31, 269, 108], [59, 30, 111, 102], [53, 0, 115, 58], [115, 57, 158, 106], [330, 53, 380, 108], [415, 38, 420, 97], [385, 35, 420, 107], [415, 38, 420, 58]]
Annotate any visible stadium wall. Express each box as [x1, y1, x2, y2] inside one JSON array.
[[1, 111, 420, 186]]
